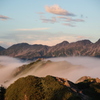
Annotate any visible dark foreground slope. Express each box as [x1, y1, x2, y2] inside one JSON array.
[[0, 46, 5, 51], [0, 39, 100, 59], [0, 86, 6, 100], [5, 75, 100, 100]]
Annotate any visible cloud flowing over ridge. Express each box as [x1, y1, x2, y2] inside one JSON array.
[[0, 56, 100, 87], [45, 57, 100, 81], [0, 56, 29, 86]]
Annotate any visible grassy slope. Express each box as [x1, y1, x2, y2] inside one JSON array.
[[5, 75, 82, 100]]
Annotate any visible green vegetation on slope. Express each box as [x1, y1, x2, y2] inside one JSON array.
[[5, 75, 82, 100], [4, 75, 100, 100]]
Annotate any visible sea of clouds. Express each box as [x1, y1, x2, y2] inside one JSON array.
[[0, 56, 100, 87]]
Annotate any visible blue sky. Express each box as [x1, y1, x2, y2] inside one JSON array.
[[0, 0, 100, 48]]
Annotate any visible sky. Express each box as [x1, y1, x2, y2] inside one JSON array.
[[0, 0, 100, 48]]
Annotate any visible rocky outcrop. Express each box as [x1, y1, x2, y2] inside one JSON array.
[[76, 76, 100, 83]]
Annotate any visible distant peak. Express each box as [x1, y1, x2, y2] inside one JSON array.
[[56, 41, 69, 46], [76, 39, 92, 44], [13, 43, 29, 46], [95, 39, 100, 44], [8, 43, 30, 49], [33, 44, 48, 47], [61, 41, 69, 44], [18, 43, 29, 45]]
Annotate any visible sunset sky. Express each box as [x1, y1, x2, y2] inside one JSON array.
[[0, 0, 100, 48]]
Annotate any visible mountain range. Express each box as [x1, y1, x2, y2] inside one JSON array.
[[0, 39, 100, 59]]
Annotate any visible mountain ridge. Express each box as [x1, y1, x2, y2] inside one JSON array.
[[0, 39, 100, 59], [4, 75, 100, 100]]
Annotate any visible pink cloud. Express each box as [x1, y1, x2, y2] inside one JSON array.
[[57, 16, 85, 22], [71, 19, 84, 22], [41, 17, 57, 23], [0, 15, 11, 20], [66, 18, 84, 22], [63, 23, 75, 27], [45, 5, 75, 16]]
